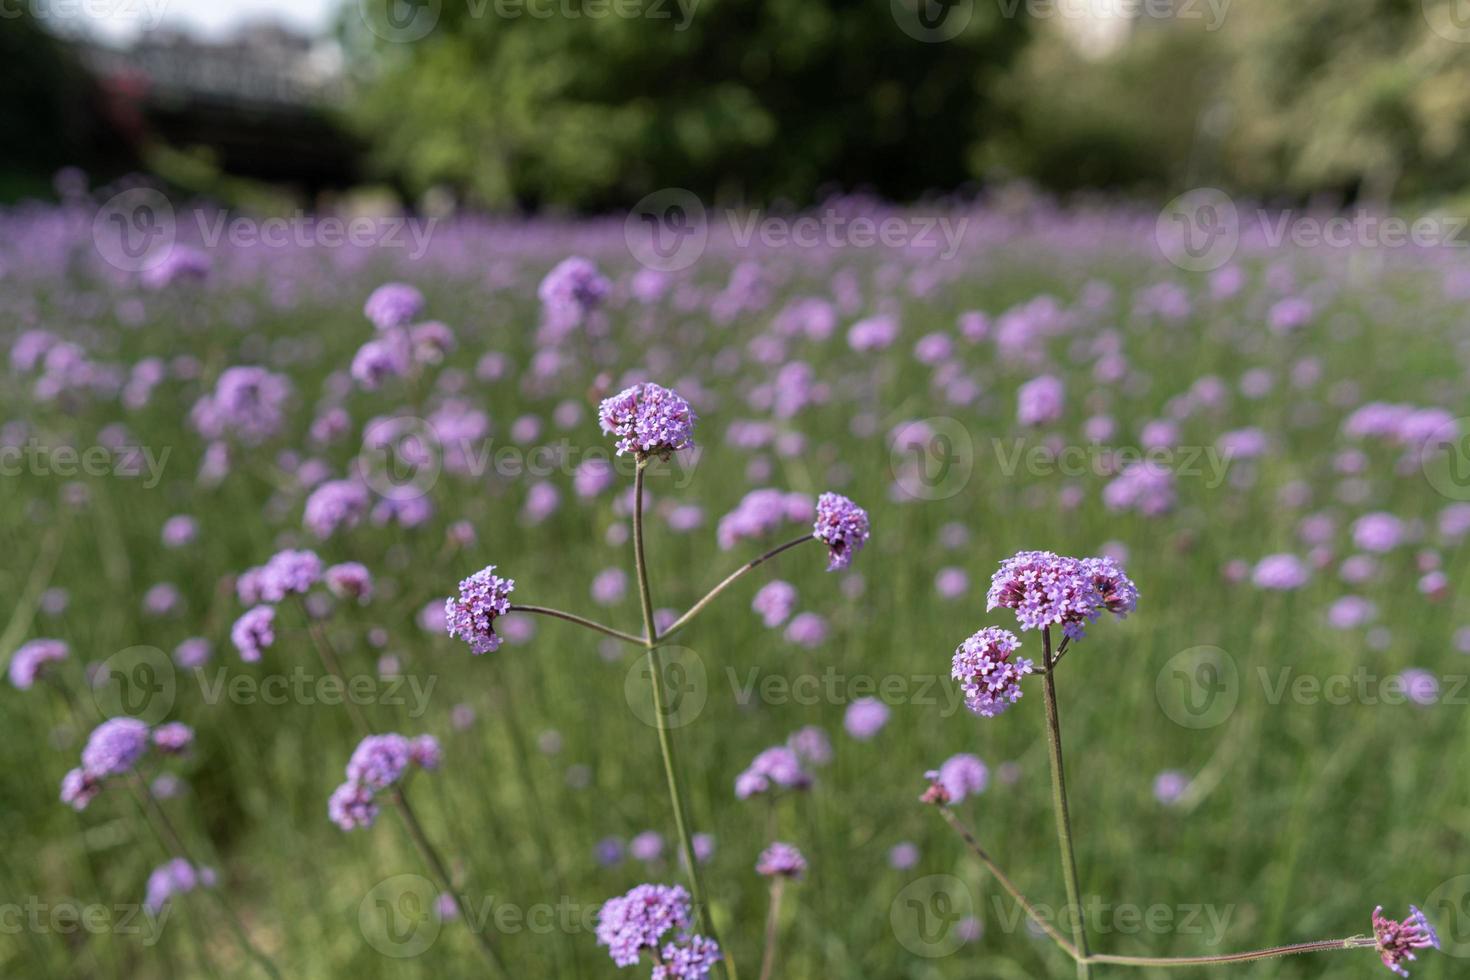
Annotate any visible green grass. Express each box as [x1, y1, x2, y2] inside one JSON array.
[[1, 227, 1465, 979]]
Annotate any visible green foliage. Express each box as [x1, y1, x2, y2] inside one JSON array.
[[346, 0, 1029, 208]]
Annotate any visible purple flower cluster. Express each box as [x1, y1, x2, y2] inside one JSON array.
[[755, 842, 807, 879], [596, 883, 720, 978], [8, 638, 68, 690], [716, 489, 812, 550], [987, 550, 1137, 641], [1102, 461, 1176, 516], [951, 628, 1034, 718], [329, 733, 441, 831], [61, 716, 165, 810], [303, 480, 372, 540], [735, 746, 812, 799], [363, 282, 425, 331], [144, 858, 217, 913], [230, 605, 276, 662], [190, 366, 292, 446], [751, 580, 798, 627], [923, 754, 989, 804], [1372, 905, 1439, 977], [813, 492, 869, 571], [445, 565, 516, 655], [598, 383, 697, 458], [539, 257, 610, 333], [257, 549, 323, 602]]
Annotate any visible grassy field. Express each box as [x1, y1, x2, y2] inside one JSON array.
[[1, 195, 1465, 979]]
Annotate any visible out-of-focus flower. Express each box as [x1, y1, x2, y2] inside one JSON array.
[[1017, 374, 1064, 427], [364, 283, 425, 331], [752, 581, 798, 627], [81, 718, 150, 777], [923, 754, 988, 805], [8, 638, 68, 690], [1252, 554, 1310, 591], [231, 606, 276, 662], [756, 842, 807, 879], [844, 698, 890, 740]]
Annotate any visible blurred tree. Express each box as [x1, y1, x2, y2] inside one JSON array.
[[345, 0, 1028, 209], [0, 12, 125, 199]]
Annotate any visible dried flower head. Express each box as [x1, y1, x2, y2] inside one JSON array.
[[1373, 906, 1439, 977]]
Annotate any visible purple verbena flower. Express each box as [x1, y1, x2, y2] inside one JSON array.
[[345, 734, 412, 790], [756, 842, 808, 879], [1373, 905, 1439, 977], [653, 934, 722, 980], [951, 627, 1034, 718], [325, 562, 374, 603], [144, 858, 215, 913], [445, 565, 516, 655], [328, 781, 379, 831], [152, 722, 194, 755], [364, 283, 425, 331], [81, 717, 151, 778], [924, 754, 989, 804], [844, 698, 890, 740], [9, 638, 68, 690], [259, 549, 322, 602], [60, 768, 102, 810], [751, 581, 798, 627], [231, 606, 276, 662], [598, 383, 697, 458], [987, 551, 1101, 640], [596, 883, 693, 968], [813, 492, 869, 571]]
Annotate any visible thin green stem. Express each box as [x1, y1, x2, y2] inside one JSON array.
[[299, 607, 373, 737], [131, 776, 283, 980], [1086, 937, 1377, 968], [1041, 626, 1091, 979], [656, 535, 816, 644], [933, 807, 1080, 961], [632, 461, 735, 980], [389, 788, 511, 979], [757, 878, 785, 980], [508, 604, 645, 646]]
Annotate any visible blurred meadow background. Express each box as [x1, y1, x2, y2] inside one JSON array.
[[4, 2, 1470, 979]]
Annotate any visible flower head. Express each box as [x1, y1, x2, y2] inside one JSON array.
[[259, 549, 322, 602], [364, 283, 425, 331], [596, 884, 693, 968], [756, 842, 807, 879], [81, 717, 151, 778], [1373, 905, 1440, 977], [987, 551, 1104, 641], [9, 638, 68, 690], [653, 934, 723, 980], [598, 383, 697, 458], [144, 858, 215, 913], [445, 566, 516, 655], [813, 493, 870, 571], [951, 627, 1034, 718], [325, 562, 374, 603], [231, 605, 276, 662], [328, 781, 379, 831], [346, 734, 412, 790], [923, 754, 989, 805], [734, 746, 811, 799], [60, 768, 102, 810], [152, 722, 194, 755]]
